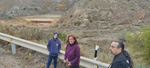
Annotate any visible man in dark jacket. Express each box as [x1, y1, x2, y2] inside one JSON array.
[[108, 41, 133, 68], [46, 32, 61, 68]]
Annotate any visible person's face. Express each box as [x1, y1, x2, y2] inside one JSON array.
[[69, 37, 75, 44], [109, 42, 121, 55], [54, 34, 58, 39]]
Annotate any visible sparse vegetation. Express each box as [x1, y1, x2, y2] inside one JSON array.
[[0, 24, 67, 45]]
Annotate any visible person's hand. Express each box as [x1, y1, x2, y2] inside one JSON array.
[[64, 60, 67, 63], [68, 62, 71, 66]]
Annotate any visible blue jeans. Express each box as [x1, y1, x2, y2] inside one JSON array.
[[46, 55, 58, 68]]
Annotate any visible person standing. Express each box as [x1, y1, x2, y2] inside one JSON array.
[[108, 40, 134, 68], [46, 32, 61, 68], [64, 34, 80, 68]]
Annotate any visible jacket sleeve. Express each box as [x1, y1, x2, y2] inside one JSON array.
[[70, 46, 80, 65], [47, 40, 51, 52], [58, 40, 61, 53], [64, 45, 68, 60]]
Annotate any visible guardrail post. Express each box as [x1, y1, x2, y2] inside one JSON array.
[[11, 43, 16, 55], [94, 45, 99, 68]]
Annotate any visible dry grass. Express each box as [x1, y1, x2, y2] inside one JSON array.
[[81, 39, 113, 63], [0, 23, 66, 45]]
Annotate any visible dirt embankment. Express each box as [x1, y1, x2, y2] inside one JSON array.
[[0, 43, 68, 68]]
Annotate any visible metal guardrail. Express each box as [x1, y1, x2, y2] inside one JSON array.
[[0, 32, 109, 68]]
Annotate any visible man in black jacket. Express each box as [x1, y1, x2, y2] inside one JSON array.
[[108, 41, 133, 68]]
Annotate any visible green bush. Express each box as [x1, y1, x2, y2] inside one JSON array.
[[8, 16, 12, 19], [74, 21, 81, 26], [43, 12, 45, 14], [23, 8, 26, 10], [141, 20, 145, 23], [30, 8, 33, 10], [89, 19, 93, 22], [35, 8, 38, 10], [70, 15, 73, 18], [127, 26, 150, 64], [58, 32, 67, 42], [100, 19, 105, 21]]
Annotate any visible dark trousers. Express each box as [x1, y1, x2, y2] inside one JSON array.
[[70, 65, 80, 68], [46, 55, 58, 68]]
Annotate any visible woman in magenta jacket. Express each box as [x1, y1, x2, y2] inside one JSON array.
[[64, 34, 80, 68]]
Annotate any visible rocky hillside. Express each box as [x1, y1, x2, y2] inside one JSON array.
[[60, 0, 150, 28], [0, 0, 77, 19], [57, 0, 150, 41]]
